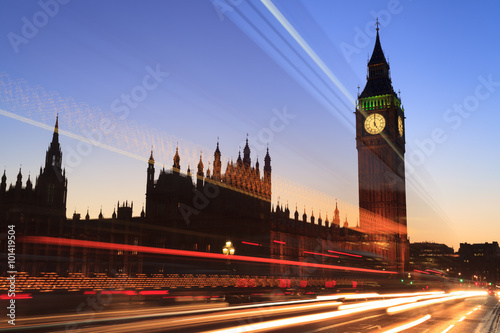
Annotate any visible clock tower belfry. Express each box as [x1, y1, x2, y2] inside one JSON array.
[[355, 23, 408, 271]]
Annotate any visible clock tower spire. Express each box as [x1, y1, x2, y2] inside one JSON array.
[[355, 23, 408, 271]]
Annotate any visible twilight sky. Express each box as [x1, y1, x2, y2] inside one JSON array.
[[1, 0, 499, 250]]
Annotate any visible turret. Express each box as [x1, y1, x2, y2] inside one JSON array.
[[236, 150, 242, 168], [255, 158, 260, 179], [264, 146, 271, 180], [44, 115, 63, 174], [172, 145, 180, 173], [1, 170, 6, 194], [206, 163, 211, 179], [26, 175, 32, 191], [36, 116, 67, 213], [243, 136, 251, 167], [147, 148, 155, 191], [117, 200, 133, 220], [262, 147, 271, 199], [333, 200, 340, 226], [197, 153, 204, 190], [16, 168, 22, 190], [213, 139, 222, 181]]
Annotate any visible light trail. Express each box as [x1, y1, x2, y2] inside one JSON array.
[[442, 324, 455, 333], [337, 297, 425, 312], [204, 295, 432, 333], [0, 298, 342, 332], [0, 108, 145, 161], [387, 291, 487, 314], [3, 290, 486, 332], [383, 314, 431, 333], [260, 0, 355, 105], [303, 250, 339, 258], [327, 250, 363, 258], [317, 291, 444, 301], [20, 236, 398, 274], [340, 293, 380, 300]]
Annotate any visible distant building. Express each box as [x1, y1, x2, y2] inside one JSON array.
[[409, 242, 457, 274], [458, 242, 500, 284]]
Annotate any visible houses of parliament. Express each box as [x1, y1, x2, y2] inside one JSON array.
[[0, 28, 409, 279]]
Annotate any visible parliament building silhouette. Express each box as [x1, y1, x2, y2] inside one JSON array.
[[1, 28, 409, 278]]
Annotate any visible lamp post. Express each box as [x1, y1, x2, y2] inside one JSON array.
[[223, 241, 235, 256], [223, 241, 235, 272]]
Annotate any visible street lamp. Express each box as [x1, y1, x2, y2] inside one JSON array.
[[222, 241, 235, 272], [222, 241, 235, 256]]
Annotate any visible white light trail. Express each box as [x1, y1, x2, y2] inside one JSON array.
[[383, 314, 431, 333], [441, 324, 454, 333], [387, 291, 487, 314], [260, 0, 355, 105], [204, 295, 425, 333]]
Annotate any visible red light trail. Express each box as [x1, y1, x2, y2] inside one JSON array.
[[303, 251, 339, 258], [327, 250, 363, 258], [20, 236, 398, 275], [241, 241, 262, 246]]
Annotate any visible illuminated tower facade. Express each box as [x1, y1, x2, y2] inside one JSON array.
[[355, 24, 408, 271]]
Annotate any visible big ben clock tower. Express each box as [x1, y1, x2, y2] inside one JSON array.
[[355, 22, 408, 271]]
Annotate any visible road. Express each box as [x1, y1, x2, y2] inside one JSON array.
[[2, 291, 498, 332], [278, 295, 499, 333]]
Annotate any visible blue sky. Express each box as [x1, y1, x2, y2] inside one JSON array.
[[1, 0, 499, 250]]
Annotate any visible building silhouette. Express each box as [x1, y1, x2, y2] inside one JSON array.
[[1, 116, 68, 274], [1, 27, 410, 277], [409, 242, 457, 274], [459, 242, 500, 284]]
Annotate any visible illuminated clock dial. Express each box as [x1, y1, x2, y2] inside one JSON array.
[[398, 116, 404, 137], [364, 113, 385, 134]]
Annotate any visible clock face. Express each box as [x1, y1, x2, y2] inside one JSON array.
[[364, 113, 385, 134], [398, 116, 404, 137]]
